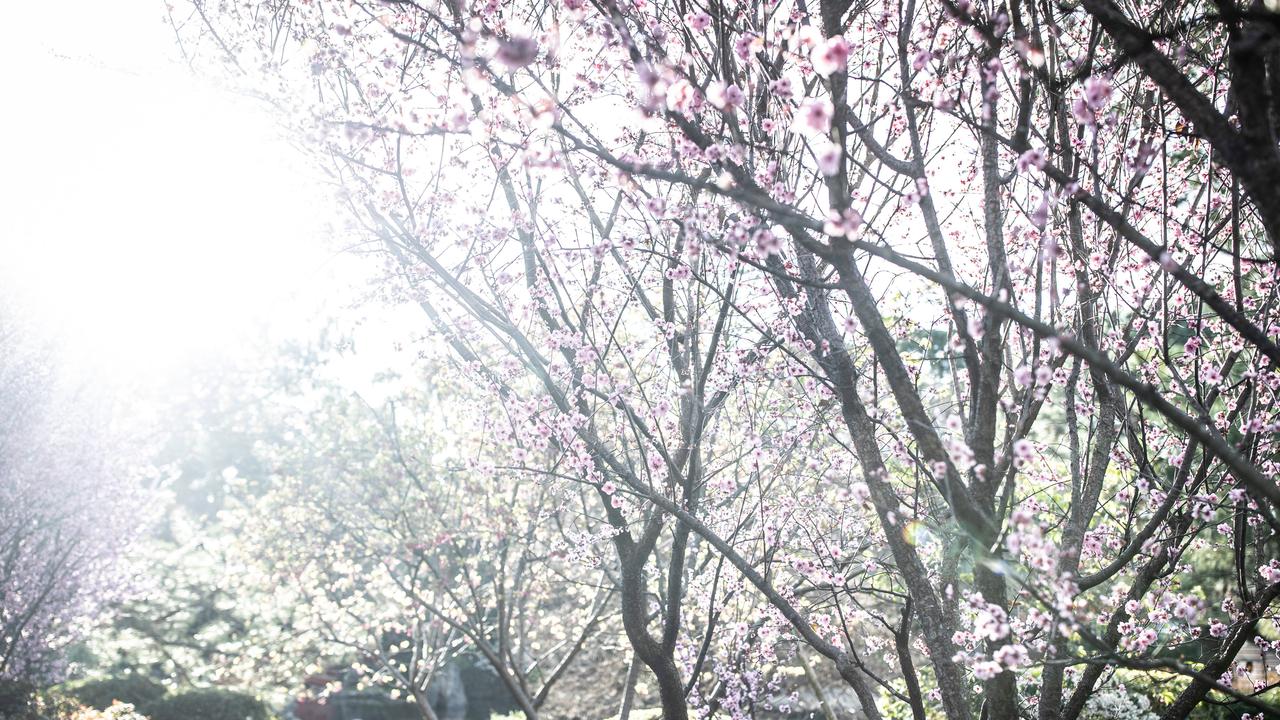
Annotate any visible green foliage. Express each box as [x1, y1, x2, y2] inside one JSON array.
[[0, 680, 97, 720], [1188, 686, 1280, 719], [67, 676, 168, 712], [142, 689, 268, 720], [0, 679, 37, 718], [69, 701, 153, 720], [81, 338, 348, 696], [897, 327, 959, 377]]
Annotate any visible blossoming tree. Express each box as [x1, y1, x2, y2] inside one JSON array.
[[175, 0, 1280, 717], [0, 306, 138, 684], [223, 364, 614, 719]]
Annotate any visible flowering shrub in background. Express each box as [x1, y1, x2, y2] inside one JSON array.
[[0, 305, 143, 684]]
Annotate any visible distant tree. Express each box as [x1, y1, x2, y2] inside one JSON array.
[[0, 303, 139, 682], [175, 0, 1280, 718], [220, 362, 612, 720], [81, 339, 344, 695], [90, 338, 616, 718]]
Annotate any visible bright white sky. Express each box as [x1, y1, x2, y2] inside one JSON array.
[[0, 2, 360, 388]]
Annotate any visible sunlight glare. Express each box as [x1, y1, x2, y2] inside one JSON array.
[[0, 2, 337, 382]]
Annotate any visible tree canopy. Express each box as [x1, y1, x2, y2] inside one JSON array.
[[15, 0, 1280, 718]]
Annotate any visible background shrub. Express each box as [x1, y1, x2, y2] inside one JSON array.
[[142, 688, 268, 720], [68, 701, 152, 720], [0, 679, 37, 718], [68, 676, 167, 711], [0, 680, 98, 720]]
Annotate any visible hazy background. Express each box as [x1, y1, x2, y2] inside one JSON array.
[[0, 2, 340, 384]]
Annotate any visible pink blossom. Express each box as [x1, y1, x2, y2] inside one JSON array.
[[1034, 365, 1053, 387], [665, 264, 691, 280], [823, 208, 863, 237], [816, 143, 841, 176], [993, 643, 1029, 668], [769, 78, 794, 99], [647, 451, 666, 474], [665, 78, 702, 116], [1030, 193, 1050, 230], [972, 660, 1003, 680], [1140, 625, 1159, 644], [1070, 97, 1095, 127], [947, 438, 972, 471], [494, 36, 539, 69], [903, 177, 929, 206], [734, 33, 762, 60], [1260, 562, 1280, 584], [794, 98, 834, 135], [1017, 148, 1046, 173], [755, 228, 783, 256], [1014, 366, 1033, 388], [1084, 75, 1113, 110], [1172, 597, 1201, 623], [810, 36, 850, 77], [707, 81, 745, 111], [724, 84, 745, 108], [850, 482, 870, 504], [966, 312, 985, 341], [685, 11, 712, 31]]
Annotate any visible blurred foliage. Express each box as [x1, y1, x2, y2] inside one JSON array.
[[0, 679, 111, 720], [65, 676, 167, 712], [141, 688, 268, 720]]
